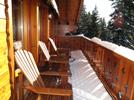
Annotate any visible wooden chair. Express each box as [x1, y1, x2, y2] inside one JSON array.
[[39, 41, 71, 79], [39, 41, 69, 64], [48, 37, 70, 57], [15, 49, 72, 100]]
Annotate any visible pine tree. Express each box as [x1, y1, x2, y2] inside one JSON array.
[[77, 5, 90, 35], [77, 5, 107, 39], [89, 6, 99, 38], [109, 0, 134, 49], [99, 18, 109, 40]]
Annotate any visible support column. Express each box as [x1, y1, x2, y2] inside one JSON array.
[[40, 5, 49, 44], [23, 0, 39, 63]]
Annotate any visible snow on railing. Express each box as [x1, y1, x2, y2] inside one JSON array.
[[114, 46, 134, 61], [101, 41, 118, 51], [91, 37, 102, 45], [90, 37, 134, 61]]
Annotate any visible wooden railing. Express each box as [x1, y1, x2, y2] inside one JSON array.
[[53, 35, 134, 100]]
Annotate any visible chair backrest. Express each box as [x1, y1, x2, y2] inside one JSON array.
[[39, 41, 51, 61], [15, 49, 45, 87], [48, 37, 58, 51]]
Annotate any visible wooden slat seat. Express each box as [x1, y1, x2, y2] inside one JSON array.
[[41, 71, 69, 77], [15, 49, 72, 99]]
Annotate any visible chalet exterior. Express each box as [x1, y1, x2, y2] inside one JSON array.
[[0, 0, 134, 100]]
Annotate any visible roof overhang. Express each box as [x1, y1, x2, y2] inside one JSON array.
[[56, 0, 84, 25]]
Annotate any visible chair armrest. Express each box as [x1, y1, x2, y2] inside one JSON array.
[[45, 59, 69, 64], [25, 86, 72, 96], [40, 71, 68, 77], [57, 48, 69, 51], [57, 48, 70, 54], [45, 58, 69, 64], [57, 48, 71, 58]]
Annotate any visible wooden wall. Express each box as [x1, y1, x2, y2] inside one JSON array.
[[12, 0, 23, 41], [12, 0, 52, 63], [54, 24, 77, 35]]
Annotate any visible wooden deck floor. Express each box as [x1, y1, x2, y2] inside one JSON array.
[[24, 65, 72, 100], [24, 50, 112, 100], [24, 59, 73, 100]]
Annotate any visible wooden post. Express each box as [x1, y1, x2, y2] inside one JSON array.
[[5, 0, 15, 99], [23, 0, 39, 63], [40, 5, 49, 44]]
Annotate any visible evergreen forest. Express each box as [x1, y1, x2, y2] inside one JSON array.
[[75, 0, 134, 50]]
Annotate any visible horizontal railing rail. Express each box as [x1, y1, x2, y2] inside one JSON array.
[[52, 35, 134, 100]]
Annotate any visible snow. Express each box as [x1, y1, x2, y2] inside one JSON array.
[[69, 50, 112, 100], [90, 37, 134, 61]]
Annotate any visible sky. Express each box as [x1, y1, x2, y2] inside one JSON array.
[[84, 0, 114, 22]]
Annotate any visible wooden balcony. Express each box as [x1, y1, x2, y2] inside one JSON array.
[[15, 35, 134, 100], [1, 0, 134, 99], [14, 35, 134, 100], [49, 35, 134, 100]]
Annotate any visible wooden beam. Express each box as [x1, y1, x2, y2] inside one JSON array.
[[5, 0, 15, 99], [23, 0, 29, 50], [75, 0, 84, 25], [40, 5, 49, 44], [30, 0, 39, 63]]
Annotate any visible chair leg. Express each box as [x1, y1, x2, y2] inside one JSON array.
[[61, 76, 68, 84], [37, 94, 42, 100], [18, 73, 24, 100]]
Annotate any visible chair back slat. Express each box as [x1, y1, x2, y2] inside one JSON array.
[[15, 49, 45, 87], [28, 51, 44, 86], [49, 38, 57, 51], [23, 50, 41, 86], [39, 41, 50, 61], [15, 50, 35, 85]]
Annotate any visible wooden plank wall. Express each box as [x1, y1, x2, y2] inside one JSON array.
[[53, 36, 134, 100]]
